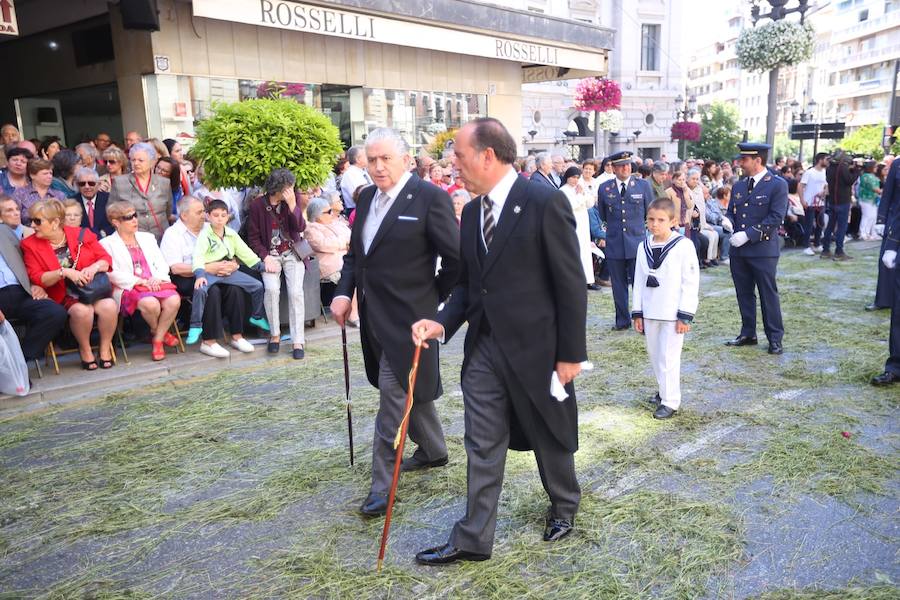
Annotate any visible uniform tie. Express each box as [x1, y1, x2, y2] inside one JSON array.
[[747, 177, 755, 193], [482, 195, 495, 248], [620, 181, 627, 197]]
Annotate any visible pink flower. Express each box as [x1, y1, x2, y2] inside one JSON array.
[[841, 431, 851, 439], [671, 121, 701, 141], [574, 78, 622, 113]]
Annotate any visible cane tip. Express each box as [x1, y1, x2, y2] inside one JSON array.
[[376, 558, 383, 572]]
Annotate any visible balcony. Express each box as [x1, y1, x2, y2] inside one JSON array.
[[831, 43, 900, 70], [844, 107, 891, 127], [828, 78, 893, 100], [832, 9, 900, 44]]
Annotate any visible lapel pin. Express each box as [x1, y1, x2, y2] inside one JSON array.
[[513, 205, 521, 214], [406, 194, 412, 199]]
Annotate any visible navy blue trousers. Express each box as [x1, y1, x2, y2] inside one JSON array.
[[874, 234, 896, 309], [887, 263, 900, 376], [607, 258, 635, 328], [729, 256, 784, 345], [822, 203, 850, 255]]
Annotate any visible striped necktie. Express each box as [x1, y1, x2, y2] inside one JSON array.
[[482, 195, 495, 248]]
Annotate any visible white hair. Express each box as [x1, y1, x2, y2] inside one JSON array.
[[364, 128, 410, 156], [535, 152, 551, 168], [74, 167, 97, 181], [75, 143, 98, 160], [687, 167, 702, 178], [129, 142, 157, 162]]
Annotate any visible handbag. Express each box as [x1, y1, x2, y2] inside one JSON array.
[[66, 228, 112, 304]]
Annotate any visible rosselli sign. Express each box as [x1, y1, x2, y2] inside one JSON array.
[[0, 0, 19, 36], [191, 0, 606, 72]]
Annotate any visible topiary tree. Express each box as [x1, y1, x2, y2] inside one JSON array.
[[191, 98, 343, 191]]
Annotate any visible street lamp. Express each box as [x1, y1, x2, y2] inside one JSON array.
[[675, 95, 697, 159], [789, 95, 817, 162], [751, 0, 811, 148]]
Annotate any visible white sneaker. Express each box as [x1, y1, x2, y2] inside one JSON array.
[[814, 245, 823, 253], [200, 342, 230, 358], [230, 338, 255, 353], [803, 247, 816, 256]]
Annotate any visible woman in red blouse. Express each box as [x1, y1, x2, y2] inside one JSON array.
[[22, 199, 118, 370]]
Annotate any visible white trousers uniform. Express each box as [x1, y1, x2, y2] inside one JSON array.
[[644, 318, 684, 410]]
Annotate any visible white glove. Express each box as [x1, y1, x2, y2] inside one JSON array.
[[721, 217, 734, 233], [730, 231, 749, 247], [883, 250, 897, 270], [874, 223, 885, 237]]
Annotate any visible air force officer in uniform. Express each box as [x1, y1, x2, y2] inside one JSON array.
[[597, 151, 654, 330], [725, 142, 788, 355]]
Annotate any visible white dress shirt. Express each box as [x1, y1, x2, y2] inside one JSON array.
[[479, 167, 518, 249], [340, 164, 372, 210], [361, 171, 411, 254]]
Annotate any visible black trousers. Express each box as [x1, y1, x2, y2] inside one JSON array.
[[171, 275, 246, 340], [729, 256, 784, 344], [607, 258, 635, 328], [874, 234, 896, 309], [886, 263, 900, 376], [0, 285, 67, 360]]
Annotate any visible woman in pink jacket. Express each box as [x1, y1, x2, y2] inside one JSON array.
[[304, 197, 357, 326]]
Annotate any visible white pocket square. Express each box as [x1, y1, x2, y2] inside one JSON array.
[[397, 216, 418, 221]]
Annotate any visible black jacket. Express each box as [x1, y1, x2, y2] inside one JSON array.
[[438, 175, 587, 452], [825, 160, 859, 206], [79, 192, 115, 238], [335, 175, 460, 404]]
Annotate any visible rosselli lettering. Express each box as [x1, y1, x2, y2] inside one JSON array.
[[494, 39, 559, 65], [260, 0, 375, 39]]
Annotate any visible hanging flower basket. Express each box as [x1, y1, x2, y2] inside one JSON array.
[[574, 77, 622, 113], [257, 81, 307, 99], [671, 121, 701, 141], [596, 109, 624, 132], [736, 21, 815, 73]]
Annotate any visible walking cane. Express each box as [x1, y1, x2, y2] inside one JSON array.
[[341, 326, 355, 467], [376, 339, 423, 572]]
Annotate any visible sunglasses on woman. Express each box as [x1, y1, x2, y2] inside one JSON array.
[[117, 212, 138, 221]]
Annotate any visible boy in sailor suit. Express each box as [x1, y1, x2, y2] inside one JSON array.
[[632, 198, 700, 419]]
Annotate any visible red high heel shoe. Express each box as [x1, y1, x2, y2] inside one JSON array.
[[151, 340, 166, 361], [162, 332, 179, 347]]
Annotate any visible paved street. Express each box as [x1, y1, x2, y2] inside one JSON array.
[[0, 241, 897, 599]]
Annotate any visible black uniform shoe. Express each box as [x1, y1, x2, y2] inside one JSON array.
[[865, 304, 887, 311], [870, 371, 900, 386], [360, 493, 388, 517], [725, 335, 758, 347], [587, 283, 602, 291], [645, 393, 661, 408], [400, 454, 449, 472], [767, 342, 783, 355], [415, 544, 490, 565], [543, 518, 574, 542], [653, 405, 677, 420], [612, 323, 631, 331]]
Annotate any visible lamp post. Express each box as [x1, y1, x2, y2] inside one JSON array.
[[674, 94, 697, 160], [789, 96, 817, 163], [751, 0, 811, 149]]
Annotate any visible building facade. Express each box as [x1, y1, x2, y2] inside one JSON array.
[[519, 0, 683, 161], [0, 0, 613, 156]]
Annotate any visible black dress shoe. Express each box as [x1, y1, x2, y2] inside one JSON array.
[[870, 371, 900, 386], [292, 347, 305, 360], [865, 304, 887, 311], [267, 341, 280, 354], [415, 543, 490, 565], [653, 405, 677, 420], [543, 518, 574, 542], [359, 493, 388, 517], [612, 323, 631, 331], [401, 454, 449, 472], [767, 342, 783, 355], [587, 283, 602, 291], [725, 335, 758, 347]]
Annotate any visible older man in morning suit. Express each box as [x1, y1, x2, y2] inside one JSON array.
[[330, 128, 460, 517], [413, 118, 587, 565]]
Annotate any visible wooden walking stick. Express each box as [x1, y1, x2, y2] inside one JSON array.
[[341, 326, 355, 467], [376, 339, 423, 572]]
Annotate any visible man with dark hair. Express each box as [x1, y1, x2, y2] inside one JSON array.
[[821, 150, 860, 261], [339, 145, 371, 215], [412, 117, 587, 565], [798, 152, 829, 256], [725, 142, 788, 355]]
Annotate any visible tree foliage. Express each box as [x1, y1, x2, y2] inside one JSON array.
[[687, 102, 743, 163], [192, 98, 343, 190], [838, 124, 900, 161]]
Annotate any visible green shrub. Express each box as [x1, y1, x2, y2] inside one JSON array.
[[192, 98, 343, 190]]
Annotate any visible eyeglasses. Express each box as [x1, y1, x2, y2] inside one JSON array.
[[32, 217, 44, 226], [77, 181, 97, 187], [106, 159, 118, 164], [118, 212, 138, 221]]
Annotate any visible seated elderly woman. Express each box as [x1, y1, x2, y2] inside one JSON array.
[[0, 195, 33, 239], [305, 196, 351, 305], [21, 198, 117, 370], [63, 199, 83, 228], [100, 200, 181, 361], [109, 142, 172, 240]]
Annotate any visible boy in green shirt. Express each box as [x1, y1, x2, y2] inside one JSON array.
[[186, 200, 269, 344]]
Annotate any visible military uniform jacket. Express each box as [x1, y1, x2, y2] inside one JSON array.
[[598, 176, 654, 260], [878, 159, 900, 226], [727, 173, 788, 258]]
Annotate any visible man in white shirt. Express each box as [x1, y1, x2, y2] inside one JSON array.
[[339, 145, 371, 215], [797, 152, 829, 255]]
